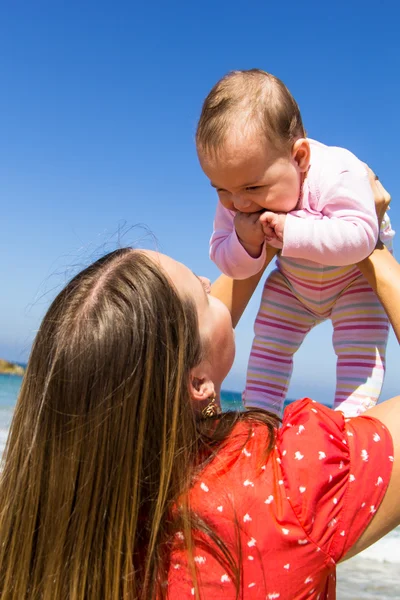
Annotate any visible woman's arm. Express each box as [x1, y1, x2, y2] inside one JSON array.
[[358, 243, 400, 343], [356, 170, 398, 339], [210, 247, 278, 328], [342, 172, 400, 560]]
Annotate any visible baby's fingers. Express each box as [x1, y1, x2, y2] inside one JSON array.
[[262, 224, 274, 238], [258, 211, 276, 226]]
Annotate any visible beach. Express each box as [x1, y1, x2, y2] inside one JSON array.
[[337, 556, 400, 599], [1, 375, 399, 598]]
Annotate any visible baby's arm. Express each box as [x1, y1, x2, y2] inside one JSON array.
[[210, 202, 267, 279], [282, 169, 379, 266]]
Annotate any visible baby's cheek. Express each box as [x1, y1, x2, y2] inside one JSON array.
[[254, 194, 270, 209], [219, 195, 235, 211]]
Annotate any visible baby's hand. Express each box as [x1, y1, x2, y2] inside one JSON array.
[[259, 212, 286, 249], [234, 211, 265, 258]]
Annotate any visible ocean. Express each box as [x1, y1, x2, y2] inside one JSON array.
[[0, 374, 20, 456], [1, 374, 399, 597]]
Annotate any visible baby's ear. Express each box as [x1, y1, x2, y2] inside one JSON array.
[[292, 138, 311, 172]]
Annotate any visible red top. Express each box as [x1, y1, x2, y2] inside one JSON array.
[[166, 399, 393, 599]]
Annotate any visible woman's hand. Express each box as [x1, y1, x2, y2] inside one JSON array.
[[366, 166, 391, 234], [357, 170, 398, 339]]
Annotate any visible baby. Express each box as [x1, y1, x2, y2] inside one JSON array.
[[196, 69, 394, 418]]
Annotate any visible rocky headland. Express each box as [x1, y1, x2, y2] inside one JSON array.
[[0, 359, 25, 376]]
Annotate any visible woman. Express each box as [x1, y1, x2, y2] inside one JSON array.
[[0, 173, 398, 599]]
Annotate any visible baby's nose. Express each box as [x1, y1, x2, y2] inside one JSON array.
[[233, 195, 251, 210]]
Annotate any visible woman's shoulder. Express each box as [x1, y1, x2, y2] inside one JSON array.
[[278, 396, 391, 448], [191, 396, 392, 509], [173, 400, 393, 597]]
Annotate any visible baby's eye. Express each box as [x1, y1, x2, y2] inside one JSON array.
[[245, 185, 264, 192]]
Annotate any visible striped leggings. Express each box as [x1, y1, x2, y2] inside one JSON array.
[[243, 257, 390, 418]]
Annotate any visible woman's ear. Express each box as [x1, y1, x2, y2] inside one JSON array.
[[292, 138, 311, 172], [189, 364, 215, 404]]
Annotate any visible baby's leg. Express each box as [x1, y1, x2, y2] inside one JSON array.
[[243, 270, 318, 418], [332, 274, 389, 417]]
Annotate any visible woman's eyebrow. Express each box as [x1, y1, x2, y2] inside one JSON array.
[[193, 273, 209, 299]]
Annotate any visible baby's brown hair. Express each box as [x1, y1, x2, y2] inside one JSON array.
[[196, 69, 306, 155]]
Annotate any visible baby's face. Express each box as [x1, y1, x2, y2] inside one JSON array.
[[199, 134, 308, 214]]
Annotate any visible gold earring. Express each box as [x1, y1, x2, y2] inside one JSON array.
[[202, 393, 220, 418]]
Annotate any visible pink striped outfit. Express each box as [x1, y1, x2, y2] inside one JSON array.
[[210, 140, 395, 418]]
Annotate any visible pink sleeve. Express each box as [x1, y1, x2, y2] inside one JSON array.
[[279, 398, 393, 562], [210, 201, 267, 279], [282, 168, 379, 265]]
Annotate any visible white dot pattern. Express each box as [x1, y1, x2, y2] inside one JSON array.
[[167, 399, 393, 599]]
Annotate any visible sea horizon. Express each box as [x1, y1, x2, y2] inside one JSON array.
[[0, 372, 328, 412]]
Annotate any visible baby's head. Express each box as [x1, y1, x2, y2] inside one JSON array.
[[196, 69, 310, 213]]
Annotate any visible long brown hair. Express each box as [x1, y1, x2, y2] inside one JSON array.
[[0, 248, 277, 599]]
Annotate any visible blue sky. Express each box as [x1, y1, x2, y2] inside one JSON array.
[[1, 0, 400, 401]]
